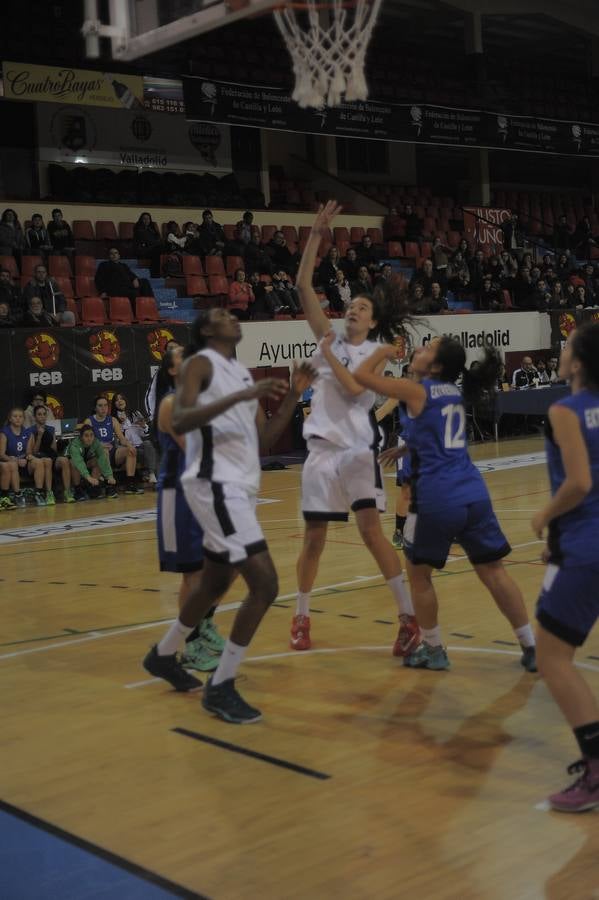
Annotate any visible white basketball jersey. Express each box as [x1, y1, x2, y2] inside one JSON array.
[[304, 336, 380, 450], [183, 348, 260, 494]]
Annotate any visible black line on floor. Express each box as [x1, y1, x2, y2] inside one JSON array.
[[172, 728, 332, 781], [309, 608, 325, 613], [272, 603, 290, 609], [374, 619, 393, 625], [0, 799, 209, 900], [587, 655, 599, 661], [110, 585, 129, 588], [339, 613, 358, 619], [79, 583, 97, 587], [493, 640, 518, 646], [142, 588, 160, 592], [63, 628, 79, 634], [17, 579, 34, 583], [450, 632, 473, 639], [48, 581, 66, 585]]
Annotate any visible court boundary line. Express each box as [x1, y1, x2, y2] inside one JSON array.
[[172, 728, 331, 780], [0, 799, 210, 900]]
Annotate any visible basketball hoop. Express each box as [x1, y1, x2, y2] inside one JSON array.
[[273, 0, 382, 109]]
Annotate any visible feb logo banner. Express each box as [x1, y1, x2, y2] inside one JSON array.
[[463, 207, 511, 251]]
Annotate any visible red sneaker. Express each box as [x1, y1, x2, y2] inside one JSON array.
[[548, 758, 599, 812], [290, 614, 311, 651], [392, 614, 421, 657]]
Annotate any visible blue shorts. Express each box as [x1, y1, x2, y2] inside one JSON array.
[[536, 563, 599, 647], [403, 497, 510, 569], [157, 486, 204, 573]]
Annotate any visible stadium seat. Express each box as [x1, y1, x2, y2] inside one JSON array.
[[109, 296, 134, 325], [367, 228, 383, 244], [226, 256, 244, 277], [208, 275, 229, 299], [49, 256, 73, 279], [261, 225, 278, 243], [205, 256, 225, 276], [55, 276, 74, 299], [404, 242, 420, 258], [0, 256, 19, 278], [75, 275, 96, 298], [118, 222, 135, 240], [350, 227, 365, 243], [334, 227, 350, 244], [96, 221, 118, 241], [447, 231, 461, 248], [420, 241, 432, 258], [182, 255, 204, 276], [135, 296, 160, 323], [64, 297, 79, 325], [282, 225, 299, 244], [73, 220, 95, 240], [223, 224, 236, 241], [298, 226, 312, 243], [387, 242, 404, 258], [21, 256, 44, 278], [81, 297, 106, 325], [75, 256, 97, 277], [186, 275, 209, 297], [336, 241, 350, 257]]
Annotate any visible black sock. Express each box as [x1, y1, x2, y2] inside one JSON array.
[[574, 721, 599, 759], [395, 515, 406, 533], [126, 474, 135, 484], [185, 626, 200, 644], [206, 606, 216, 621]]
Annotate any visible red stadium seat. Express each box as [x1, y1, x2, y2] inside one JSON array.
[[49, 256, 73, 278], [282, 226, 299, 244], [21, 256, 44, 278], [135, 296, 160, 323], [75, 275, 96, 298], [334, 227, 350, 244], [223, 223, 236, 241], [336, 240, 350, 257], [109, 296, 134, 325], [73, 220, 95, 240], [404, 242, 420, 258], [182, 255, 203, 276], [447, 231, 461, 248], [367, 228, 383, 244], [75, 255, 96, 276], [226, 256, 244, 277], [55, 276, 74, 299], [186, 275, 209, 297], [298, 226, 312, 243], [0, 255, 19, 277], [81, 297, 106, 326], [350, 227, 365, 244], [387, 241, 404, 258], [118, 222, 135, 240], [64, 297, 78, 325], [261, 224, 278, 243], [208, 275, 230, 298], [420, 242, 432, 258], [205, 256, 225, 276], [96, 220, 118, 241]]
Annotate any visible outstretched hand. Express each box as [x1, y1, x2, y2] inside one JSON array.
[[244, 378, 288, 402], [290, 361, 318, 395], [311, 201, 343, 238], [319, 330, 336, 352]]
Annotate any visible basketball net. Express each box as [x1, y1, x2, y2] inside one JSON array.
[[273, 0, 382, 109]]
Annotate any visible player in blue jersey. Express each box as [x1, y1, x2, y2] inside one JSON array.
[[0, 406, 47, 507], [85, 397, 143, 494], [153, 344, 225, 683], [531, 323, 599, 812], [355, 336, 537, 672]]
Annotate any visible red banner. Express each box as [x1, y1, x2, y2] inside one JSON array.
[[463, 207, 511, 251]]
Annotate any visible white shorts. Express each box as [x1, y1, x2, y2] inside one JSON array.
[[182, 479, 267, 565], [301, 440, 386, 522]]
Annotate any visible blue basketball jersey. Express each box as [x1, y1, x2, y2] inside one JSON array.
[[408, 378, 487, 511], [1, 425, 29, 458], [396, 403, 412, 481], [90, 414, 115, 446], [158, 429, 183, 489], [545, 388, 599, 566]]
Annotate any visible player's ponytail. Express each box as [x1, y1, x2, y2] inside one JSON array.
[[435, 336, 501, 405], [368, 279, 412, 344], [152, 346, 179, 435], [571, 322, 599, 388]]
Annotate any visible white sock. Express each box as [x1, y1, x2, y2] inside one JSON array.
[[422, 625, 442, 647], [296, 591, 311, 616], [387, 573, 415, 617], [515, 623, 535, 648], [212, 639, 247, 686], [157, 620, 194, 656]]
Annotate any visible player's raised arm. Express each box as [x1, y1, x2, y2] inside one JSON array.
[[354, 345, 427, 415], [297, 201, 343, 340]]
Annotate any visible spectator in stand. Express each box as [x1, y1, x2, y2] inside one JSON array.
[[450, 269, 473, 303], [28, 404, 72, 504], [244, 232, 272, 276], [0, 406, 46, 506], [355, 234, 380, 273], [24, 214, 52, 257], [0, 301, 16, 327], [327, 268, 352, 312], [266, 230, 298, 276], [85, 396, 143, 494], [554, 214, 573, 252], [0, 208, 23, 259], [535, 359, 550, 384], [498, 249, 518, 280], [574, 285, 590, 308], [47, 209, 74, 256], [501, 212, 524, 252], [234, 211, 259, 248], [23, 264, 74, 325], [410, 258, 434, 295], [375, 263, 394, 287], [383, 207, 403, 242], [556, 252, 574, 279], [431, 237, 450, 282], [67, 423, 117, 501], [513, 266, 534, 310], [133, 212, 162, 276], [533, 278, 553, 312], [410, 283, 427, 313], [182, 221, 202, 255], [95, 248, 152, 311], [249, 275, 275, 320], [512, 356, 538, 389], [550, 281, 568, 309], [317, 246, 341, 292], [547, 356, 559, 383], [564, 282, 577, 307], [457, 238, 472, 261], [477, 276, 504, 312], [23, 390, 56, 428], [572, 216, 596, 260], [403, 203, 422, 242], [469, 248, 487, 292], [198, 209, 225, 257], [111, 393, 157, 485], [541, 253, 554, 272], [448, 249, 469, 281], [22, 295, 60, 327], [351, 265, 372, 298], [582, 263, 599, 304], [165, 221, 186, 253], [228, 268, 254, 320], [340, 246, 359, 282], [427, 281, 448, 313], [0, 268, 22, 317], [272, 270, 301, 315], [485, 255, 503, 285]]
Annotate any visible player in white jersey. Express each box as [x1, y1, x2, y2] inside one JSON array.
[[144, 308, 316, 723], [290, 201, 419, 658]]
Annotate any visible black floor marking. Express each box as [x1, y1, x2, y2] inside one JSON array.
[[374, 619, 393, 625], [18, 579, 34, 583], [309, 608, 325, 613], [493, 640, 518, 646], [450, 632, 473, 639], [0, 799, 209, 900], [142, 588, 160, 592], [110, 585, 129, 588], [79, 583, 97, 587], [48, 581, 66, 585], [63, 628, 80, 634], [173, 728, 332, 781], [339, 613, 358, 619], [587, 655, 599, 661], [272, 603, 290, 609]]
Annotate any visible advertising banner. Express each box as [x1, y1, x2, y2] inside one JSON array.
[[3, 62, 144, 110], [132, 324, 190, 392], [11, 329, 78, 413], [73, 327, 139, 415], [36, 103, 232, 172], [463, 207, 511, 251], [0, 331, 15, 410], [183, 76, 599, 158]]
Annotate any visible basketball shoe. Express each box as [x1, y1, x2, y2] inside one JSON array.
[[548, 758, 599, 812], [203, 676, 262, 724], [182, 638, 220, 672], [200, 617, 226, 653], [143, 645, 202, 692], [393, 614, 421, 657], [520, 645, 537, 672], [404, 642, 450, 670], [290, 614, 311, 650]]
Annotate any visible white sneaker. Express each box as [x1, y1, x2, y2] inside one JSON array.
[[148, 472, 157, 484]]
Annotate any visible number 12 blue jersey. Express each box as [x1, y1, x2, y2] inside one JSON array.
[[408, 378, 487, 512]]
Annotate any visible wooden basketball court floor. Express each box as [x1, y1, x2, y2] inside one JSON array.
[[2, 436, 599, 900]]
